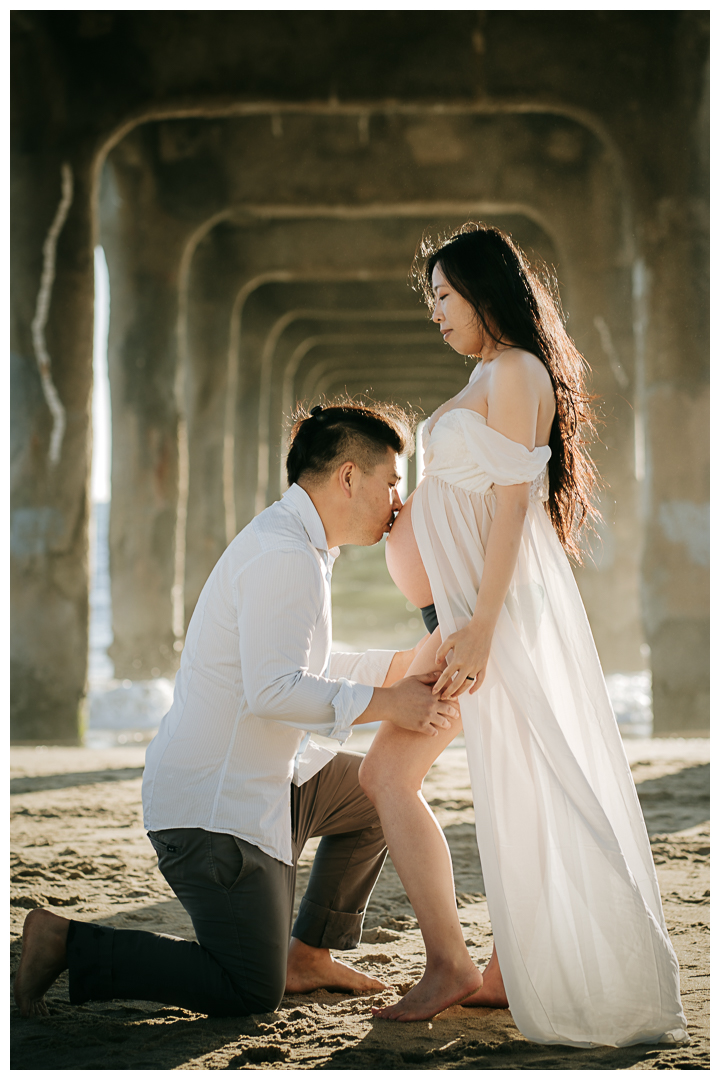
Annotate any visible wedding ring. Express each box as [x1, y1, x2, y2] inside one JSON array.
[[465, 676, 474, 681]]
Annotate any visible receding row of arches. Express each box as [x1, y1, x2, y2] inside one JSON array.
[[95, 106, 642, 686], [11, 13, 709, 745]]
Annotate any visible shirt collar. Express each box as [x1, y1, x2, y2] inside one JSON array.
[[281, 484, 340, 559]]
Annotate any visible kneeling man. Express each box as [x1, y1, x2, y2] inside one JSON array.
[[16, 402, 457, 1018]]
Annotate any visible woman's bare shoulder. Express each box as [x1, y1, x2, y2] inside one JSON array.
[[493, 347, 547, 375], [491, 349, 554, 398]]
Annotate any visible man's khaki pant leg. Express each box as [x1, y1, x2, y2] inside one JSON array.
[[66, 749, 386, 1017], [291, 749, 387, 950]]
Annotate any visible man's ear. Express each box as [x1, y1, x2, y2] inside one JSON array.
[[337, 461, 355, 499]]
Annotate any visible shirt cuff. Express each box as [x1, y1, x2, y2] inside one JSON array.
[[356, 648, 396, 686], [328, 679, 375, 744], [328, 648, 396, 687]]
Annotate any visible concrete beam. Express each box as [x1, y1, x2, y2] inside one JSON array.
[[11, 150, 95, 742], [636, 31, 709, 732], [11, 12, 707, 742], [186, 200, 645, 674], [99, 140, 189, 680]]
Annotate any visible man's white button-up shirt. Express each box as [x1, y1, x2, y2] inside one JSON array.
[[142, 484, 395, 865]]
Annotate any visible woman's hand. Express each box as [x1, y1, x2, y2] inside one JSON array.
[[432, 622, 492, 700]]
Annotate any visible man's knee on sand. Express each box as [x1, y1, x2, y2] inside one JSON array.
[[206, 935, 287, 1016], [216, 977, 285, 1017]]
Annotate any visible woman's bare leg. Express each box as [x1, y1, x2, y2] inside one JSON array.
[[358, 629, 482, 1020]]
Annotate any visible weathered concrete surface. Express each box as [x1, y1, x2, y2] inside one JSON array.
[[99, 142, 186, 680], [181, 224, 250, 627], [107, 106, 644, 674], [642, 345, 709, 735], [11, 11, 708, 739], [177, 181, 640, 670], [10, 149, 95, 743], [178, 216, 441, 585], [635, 21, 709, 733]]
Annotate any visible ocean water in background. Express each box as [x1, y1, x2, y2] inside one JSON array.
[[604, 671, 653, 738], [86, 503, 174, 749], [86, 505, 654, 746]]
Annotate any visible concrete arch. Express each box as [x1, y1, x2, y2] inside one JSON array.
[[106, 109, 635, 674], [298, 350, 460, 403], [11, 15, 708, 744], [11, 14, 708, 743], [10, 89, 648, 734], [254, 308, 431, 501], [243, 202, 563, 518], [169, 198, 558, 537], [181, 271, 417, 623], [289, 332, 442, 397], [223, 270, 409, 529], [92, 100, 633, 245], [101, 106, 627, 497], [203, 203, 565, 525], [259, 310, 427, 411], [308, 368, 463, 407], [180, 190, 642, 671]]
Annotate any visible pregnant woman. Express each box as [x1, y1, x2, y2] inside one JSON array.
[[358, 224, 688, 1047]]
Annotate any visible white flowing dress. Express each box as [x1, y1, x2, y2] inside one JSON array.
[[411, 395, 688, 1048]]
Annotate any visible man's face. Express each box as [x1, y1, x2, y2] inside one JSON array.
[[348, 448, 403, 546]]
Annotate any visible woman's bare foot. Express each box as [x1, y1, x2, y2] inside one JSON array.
[[461, 946, 509, 1009], [284, 937, 388, 996], [14, 908, 70, 1018], [371, 958, 482, 1021]]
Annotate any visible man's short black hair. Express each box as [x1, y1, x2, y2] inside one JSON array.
[[286, 398, 414, 488]]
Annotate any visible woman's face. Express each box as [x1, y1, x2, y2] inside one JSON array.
[[431, 263, 486, 357]]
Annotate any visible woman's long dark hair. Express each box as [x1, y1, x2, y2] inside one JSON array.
[[413, 222, 600, 563]]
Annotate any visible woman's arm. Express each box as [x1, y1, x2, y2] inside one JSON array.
[[432, 353, 541, 699]]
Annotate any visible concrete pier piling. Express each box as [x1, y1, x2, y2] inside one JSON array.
[[11, 12, 708, 741]]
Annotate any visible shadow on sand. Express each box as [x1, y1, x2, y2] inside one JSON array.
[[11, 767, 144, 795], [10, 764, 708, 1069]]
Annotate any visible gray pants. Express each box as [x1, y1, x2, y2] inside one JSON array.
[[66, 750, 386, 1016]]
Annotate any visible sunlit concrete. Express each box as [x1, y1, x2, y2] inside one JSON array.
[[98, 145, 186, 680], [100, 107, 643, 679], [11, 12, 708, 739], [178, 212, 556, 623]]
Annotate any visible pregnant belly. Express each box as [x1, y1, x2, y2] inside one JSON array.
[[385, 487, 433, 609]]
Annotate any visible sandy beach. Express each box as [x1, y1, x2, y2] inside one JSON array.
[[11, 733, 709, 1070]]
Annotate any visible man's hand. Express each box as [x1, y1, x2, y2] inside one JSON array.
[[356, 672, 459, 736], [389, 672, 460, 735]]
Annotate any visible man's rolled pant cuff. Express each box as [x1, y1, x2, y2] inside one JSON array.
[[293, 897, 364, 950], [67, 921, 114, 1004]]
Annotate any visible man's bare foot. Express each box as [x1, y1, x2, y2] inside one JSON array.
[[284, 937, 388, 996], [371, 958, 482, 1021], [461, 946, 509, 1009], [14, 909, 70, 1018]]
